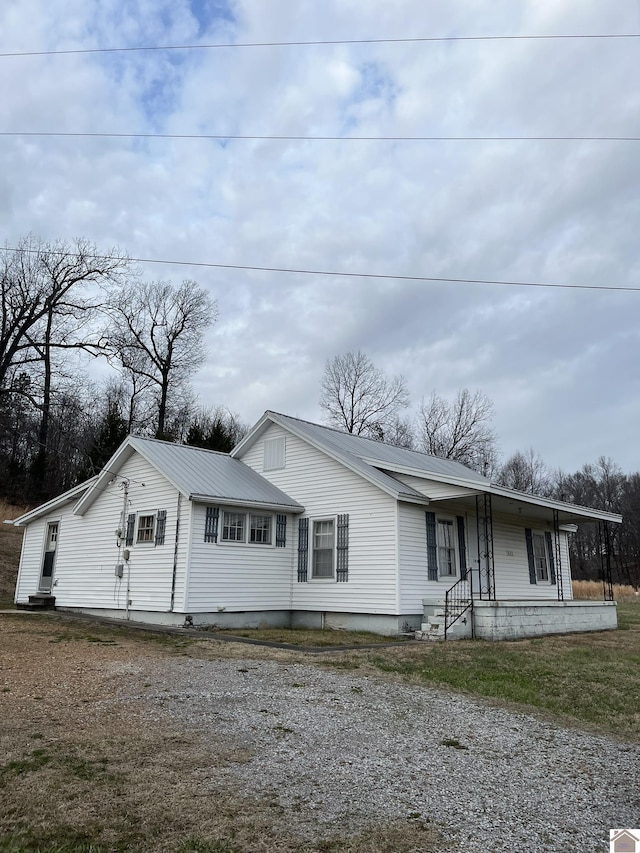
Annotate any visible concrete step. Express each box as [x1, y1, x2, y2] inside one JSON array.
[[416, 613, 472, 641], [18, 595, 56, 611]]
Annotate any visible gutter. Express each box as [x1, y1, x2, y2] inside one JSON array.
[[189, 494, 304, 513]]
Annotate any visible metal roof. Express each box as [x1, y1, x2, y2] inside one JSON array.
[[243, 412, 486, 504], [236, 413, 621, 524], [265, 413, 490, 483], [12, 478, 98, 526], [130, 437, 303, 509]]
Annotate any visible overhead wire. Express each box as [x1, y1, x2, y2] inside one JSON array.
[[3, 246, 638, 292], [1, 32, 639, 59], [1, 131, 638, 142]]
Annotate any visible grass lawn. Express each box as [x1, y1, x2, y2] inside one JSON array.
[[346, 601, 640, 740]]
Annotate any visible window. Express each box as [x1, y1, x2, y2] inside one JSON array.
[[215, 509, 277, 545], [264, 437, 285, 470], [525, 528, 556, 585], [532, 532, 549, 581], [426, 512, 463, 581], [437, 519, 457, 577], [136, 515, 155, 543], [312, 519, 335, 578], [250, 514, 272, 544], [222, 511, 245, 542]]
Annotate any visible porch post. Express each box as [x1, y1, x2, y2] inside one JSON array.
[[552, 509, 564, 601], [598, 521, 614, 601], [475, 493, 496, 600]]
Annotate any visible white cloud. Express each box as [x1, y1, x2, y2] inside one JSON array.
[[0, 0, 639, 471]]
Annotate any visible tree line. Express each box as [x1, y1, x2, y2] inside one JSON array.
[[319, 350, 640, 588], [0, 237, 245, 503], [0, 240, 637, 588]]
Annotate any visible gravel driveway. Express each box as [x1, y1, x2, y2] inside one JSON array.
[[113, 654, 639, 853]]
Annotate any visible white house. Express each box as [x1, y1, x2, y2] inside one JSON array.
[[12, 411, 622, 640]]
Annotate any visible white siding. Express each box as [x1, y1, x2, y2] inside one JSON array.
[[241, 424, 399, 614], [397, 503, 573, 610], [398, 503, 475, 611], [393, 473, 477, 501], [16, 453, 188, 613], [186, 503, 294, 611], [491, 512, 572, 600], [15, 515, 60, 602]]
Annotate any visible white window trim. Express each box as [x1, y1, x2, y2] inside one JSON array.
[[310, 516, 336, 581], [436, 514, 460, 581], [218, 508, 276, 547], [135, 512, 157, 545]]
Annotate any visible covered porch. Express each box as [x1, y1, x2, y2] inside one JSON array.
[[417, 487, 622, 641]]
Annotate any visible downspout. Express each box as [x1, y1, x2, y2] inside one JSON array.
[[169, 493, 181, 611]]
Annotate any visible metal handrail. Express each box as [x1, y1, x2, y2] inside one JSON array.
[[444, 571, 473, 640]]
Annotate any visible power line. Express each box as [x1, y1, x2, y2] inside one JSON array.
[[1, 33, 639, 59], [2, 131, 638, 143], [4, 246, 638, 292]]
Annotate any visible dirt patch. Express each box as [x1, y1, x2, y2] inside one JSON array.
[[0, 614, 441, 853]]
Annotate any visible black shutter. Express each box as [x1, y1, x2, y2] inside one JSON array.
[[276, 514, 287, 547], [125, 513, 135, 546], [336, 514, 349, 582], [426, 511, 438, 581], [525, 528, 537, 584], [456, 516, 467, 579], [545, 531, 557, 584], [297, 517, 309, 582], [155, 510, 167, 545], [204, 506, 219, 543]]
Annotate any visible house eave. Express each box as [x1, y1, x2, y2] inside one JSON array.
[[189, 494, 304, 513], [360, 457, 488, 491], [238, 412, 424, 503], [12, 477, 98, 526], [362, 457, 622, 523], [485, 484, 623, 524]]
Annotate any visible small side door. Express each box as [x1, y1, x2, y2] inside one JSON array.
[[39, 522, 59, 593]]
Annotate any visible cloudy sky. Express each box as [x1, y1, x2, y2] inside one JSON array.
[[1, 0, 639, 472]]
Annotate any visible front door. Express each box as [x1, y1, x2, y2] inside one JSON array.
[[39, 522, 59, 593]]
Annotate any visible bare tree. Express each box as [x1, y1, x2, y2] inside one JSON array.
[[496, 447, 553, 495], [1, 236, 132, 491], [320, 350, 409, 439], [105, 279, 217, 437], [417, 388, 497, 474], [0, 236, 130, 398]]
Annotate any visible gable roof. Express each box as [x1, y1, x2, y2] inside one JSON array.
[[233, 411, 445, 505], [74, 436, 303, 516], [12, 477, 98, 527], [233, 412, 622, 524]]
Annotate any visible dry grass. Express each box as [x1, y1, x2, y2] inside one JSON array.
[[0, 614, 442, 853], [572, 579, 640, 601], [0, 503, 26, 607], [212, 627, 406, 647]]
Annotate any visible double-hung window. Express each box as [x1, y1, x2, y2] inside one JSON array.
[[250, 514, 272, 544], [312, 519, 335, 578], [219, 510, 275, 545], [222, 512, 245, 542], [437, 518, 457, 577], [532, 532, 549, 581], [136, 515, 155, 543]]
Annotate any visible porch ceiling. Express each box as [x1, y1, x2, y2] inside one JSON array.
[[428, 490, 621, 525]]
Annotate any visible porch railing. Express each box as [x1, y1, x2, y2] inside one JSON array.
[[444, 573, 474, 640]]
